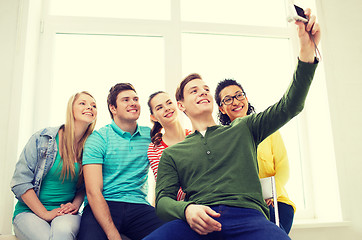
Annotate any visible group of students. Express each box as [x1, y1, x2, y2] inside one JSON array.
[[10, 8, 320, 240]]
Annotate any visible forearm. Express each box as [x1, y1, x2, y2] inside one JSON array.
[[21, 189, 51, 220], [72, 190, 85, 209], [87, 191, 121, 240]]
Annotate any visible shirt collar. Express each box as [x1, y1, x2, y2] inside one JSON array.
[[111, 120, 142, 137]]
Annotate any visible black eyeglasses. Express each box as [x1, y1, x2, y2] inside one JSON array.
[[221, 91, 246, 106]]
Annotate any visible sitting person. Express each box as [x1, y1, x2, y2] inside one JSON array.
[[11, 91, 97, 240], [147, 91, 191, 204], [144, 8, 320, 240], [77, 83, 164, 240], [215, 79, 295, 234]]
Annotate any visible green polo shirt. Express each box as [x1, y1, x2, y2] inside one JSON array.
[[155, 59, 318, 221]]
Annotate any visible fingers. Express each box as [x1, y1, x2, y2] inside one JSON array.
[[58, 203, 77, 214], [185, 205, 222, 235]]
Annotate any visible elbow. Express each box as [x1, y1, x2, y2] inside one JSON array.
[[85, 187, 102, 203]]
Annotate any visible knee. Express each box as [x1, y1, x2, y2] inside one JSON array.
[[51, 215, 80, 238]]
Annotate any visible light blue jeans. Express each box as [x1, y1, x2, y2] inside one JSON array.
[[13, 212, 81, 240]]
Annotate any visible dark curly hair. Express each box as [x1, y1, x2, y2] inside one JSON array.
[[148, 91, 166, 145], [214, 79, 255, 125]]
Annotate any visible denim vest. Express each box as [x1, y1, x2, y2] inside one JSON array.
[[10, 126, 62, 201]]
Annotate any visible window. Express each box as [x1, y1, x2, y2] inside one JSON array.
[[50, 33, 165, 128], [18, 0, 340, 221]]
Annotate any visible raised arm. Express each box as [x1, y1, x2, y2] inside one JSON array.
[[246, 10, 320, 145], [297, 8, 321, 63]]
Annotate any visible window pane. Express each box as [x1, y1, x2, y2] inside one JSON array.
[[181, 0, 287, 27], [49, 0, 171, 20], [181, 33, 307, 211], [51, 33, 165, 129]]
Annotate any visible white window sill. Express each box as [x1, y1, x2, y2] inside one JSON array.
[[292, 219, 351, 229]]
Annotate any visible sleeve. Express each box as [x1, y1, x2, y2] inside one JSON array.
[[10, 133, 40, 201], [247, 59, 318, 145], [147, 143, 160, 180], [270, 131, 290, 198], [82, 131, 107, 165], [155, 150, 193, 221]]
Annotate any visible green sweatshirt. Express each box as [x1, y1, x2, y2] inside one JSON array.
[[155, 59, 318, 222]]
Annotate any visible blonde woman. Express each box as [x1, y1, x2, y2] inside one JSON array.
[[11, 91, 97, 240]]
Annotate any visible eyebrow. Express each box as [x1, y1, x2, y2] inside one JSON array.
[[155, 99, 171, 108]]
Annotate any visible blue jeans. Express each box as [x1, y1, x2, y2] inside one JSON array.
[[13, 212, 81, 240], [143, 205, 291, 240], [77, 201, 164, 240], [269, 202, 294, 234]]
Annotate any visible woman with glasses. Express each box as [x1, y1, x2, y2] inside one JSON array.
[[214, 79, 295, 234], [10, 91, 97, 240], [147, 91, 191, 204]]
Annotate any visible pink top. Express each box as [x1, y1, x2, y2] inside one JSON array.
[[147, 130, 191, 201]]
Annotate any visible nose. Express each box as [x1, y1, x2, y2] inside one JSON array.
[[200, 89, 208, 96], [232, 97, 240, 105]]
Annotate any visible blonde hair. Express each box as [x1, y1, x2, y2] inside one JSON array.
[[60, 91, 97, 181]]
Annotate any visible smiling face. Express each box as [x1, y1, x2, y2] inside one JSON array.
[[73, 93, 97, 125], [178, 78, 213, 117], [109, 90, 140, 123], [218, 85, 248, 122], [149, 92, 178, 127]]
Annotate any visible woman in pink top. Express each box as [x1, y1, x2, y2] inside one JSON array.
[[147, 91, 191, 202]]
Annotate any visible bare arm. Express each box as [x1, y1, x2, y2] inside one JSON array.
[[84, 164, 122, 240], [21, 188, 61, 221]]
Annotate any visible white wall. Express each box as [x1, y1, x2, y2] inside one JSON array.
[[0, 0, 22, 234], [290, 0, 362, 239], [1, 0, 362, 238]]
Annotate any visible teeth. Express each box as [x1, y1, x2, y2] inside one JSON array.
[[233, 106, 243, 111], [165, 112, 173, 117], [128, 110, 137, 113], [83, 113, 93, 116], [199, 100, 209, 104]]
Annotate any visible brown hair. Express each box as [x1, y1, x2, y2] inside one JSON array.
[[147, 91, 165, 145], [175, 73, 202, 101], [107, 83, 136, 119]]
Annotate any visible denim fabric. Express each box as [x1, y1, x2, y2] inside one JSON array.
[[143, 205, 291, 240], [269, 202, 294, 234], [13, 212, 81, 240], [10, 126, 61, 201], [78, 201, 164, 240]]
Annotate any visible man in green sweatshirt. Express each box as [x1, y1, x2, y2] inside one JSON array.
[[144, 8, 321, 240]]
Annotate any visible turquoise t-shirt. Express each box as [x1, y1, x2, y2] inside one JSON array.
[[13, 134, 80, 219], [82, 121, 151, 205]]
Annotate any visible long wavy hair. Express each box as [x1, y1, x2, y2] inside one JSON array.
[[214, 79, 255, 125], [148, 91, 165, 146], [60, 91, 97, 181]]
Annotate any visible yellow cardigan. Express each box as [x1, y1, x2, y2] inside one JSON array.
[[257, 130, 296, 212]]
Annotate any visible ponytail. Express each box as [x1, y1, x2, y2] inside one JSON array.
[[151, 121, 163, 145]]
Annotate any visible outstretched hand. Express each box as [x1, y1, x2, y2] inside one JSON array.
[[185, 204, 222, 235], [296, 8, 321, 63]]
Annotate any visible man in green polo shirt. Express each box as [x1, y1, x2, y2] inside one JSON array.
[[145, 8, 321, 240], [78, 83, 163, 240]]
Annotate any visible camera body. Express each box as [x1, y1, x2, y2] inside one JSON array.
[[286, 1, 308, 23]]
